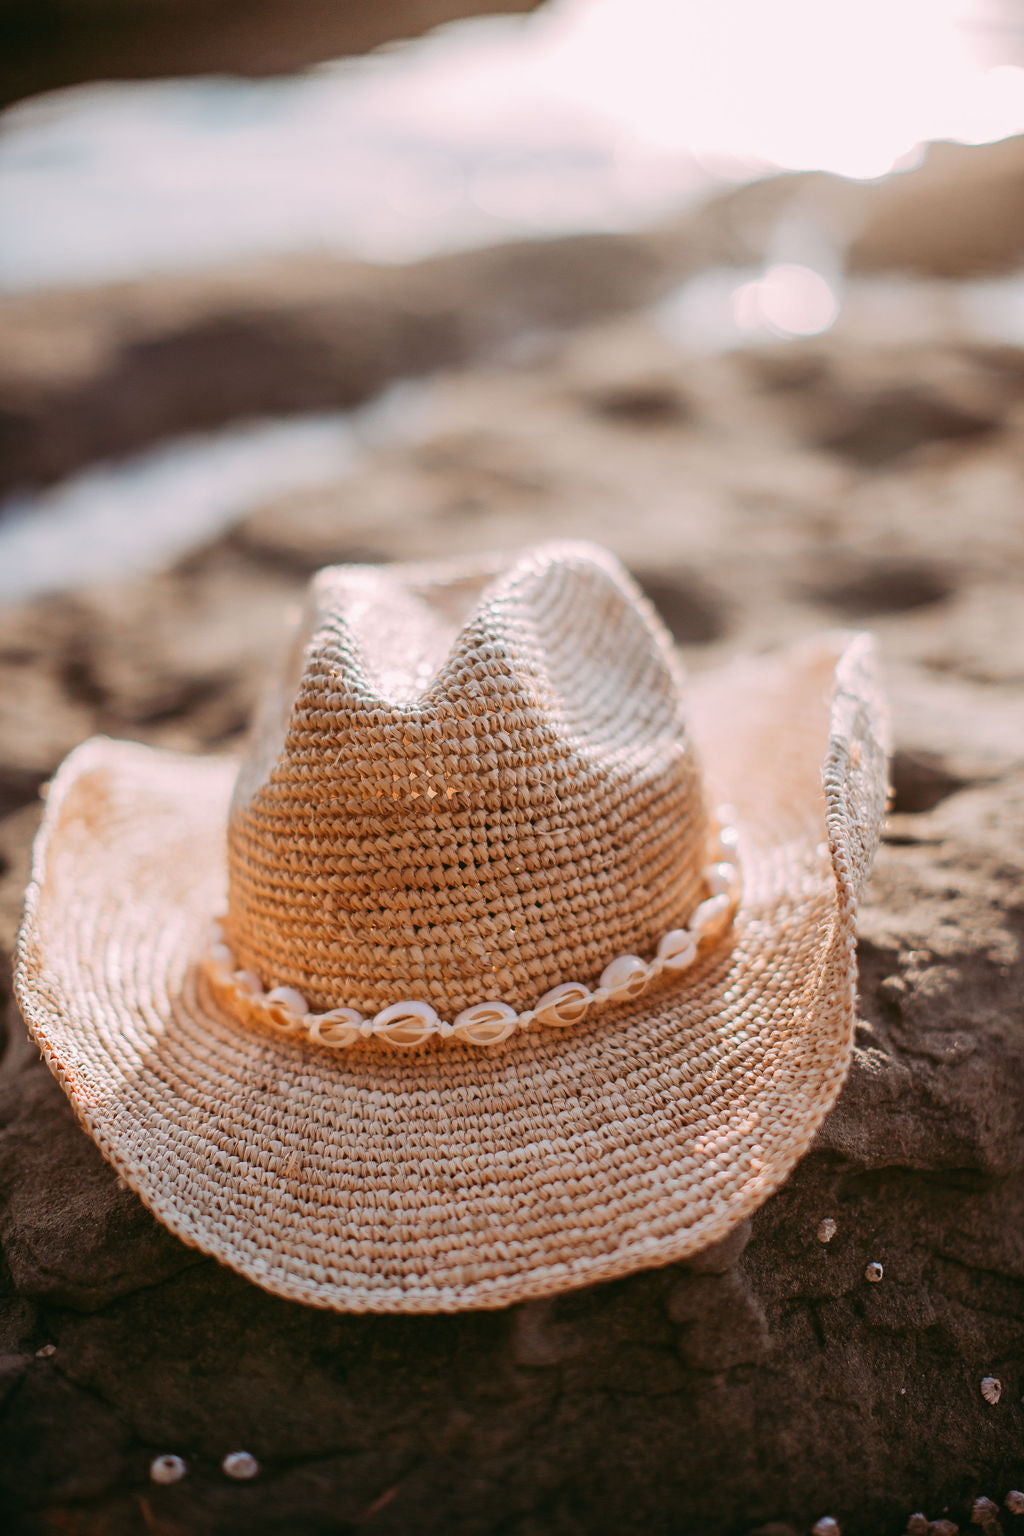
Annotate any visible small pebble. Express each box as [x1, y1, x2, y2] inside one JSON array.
[[865, 1261, 884, 1283], [812, 1519, 840, 1536], [980, 1377, 1002, 1406], [222, 1451, 260, 1481], [1005, 1491, 1024, 1515], [817, 1218, 837, 1244], [906, 1517, 929, 1536], [149, 1454, 187, 1486], [34, 1344, 56, 1358], [972, 1497, 1000, 1527], [929, 1521, 959, 1536]]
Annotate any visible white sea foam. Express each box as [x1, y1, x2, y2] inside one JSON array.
[[0, 386, 428, 604]]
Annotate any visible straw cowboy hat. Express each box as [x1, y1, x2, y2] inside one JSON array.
[[15, 541, 887, 1313]]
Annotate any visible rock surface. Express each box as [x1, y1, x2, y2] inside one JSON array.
[[0, 293, 1022, 1533], [5, 134, 1024, 498], [0, 0, 541, 109]]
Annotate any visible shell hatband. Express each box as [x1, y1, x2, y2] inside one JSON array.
[[200, 810, 742, 1050]]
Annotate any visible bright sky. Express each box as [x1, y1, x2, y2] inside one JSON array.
[[1, 0, 1022, 290], [533, 0, 1024, 176]]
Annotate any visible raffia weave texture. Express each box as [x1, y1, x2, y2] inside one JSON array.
[[14, 542, 888, 1313], [226, 547, 707, 1016]]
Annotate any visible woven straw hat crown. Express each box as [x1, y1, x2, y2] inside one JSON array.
[[226, 543, 709, 1018]]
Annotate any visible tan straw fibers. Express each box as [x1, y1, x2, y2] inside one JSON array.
[[15, 541, 888, 1313]]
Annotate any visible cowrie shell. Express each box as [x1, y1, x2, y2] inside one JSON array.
[[308, 1008, 364, 1047], [207, 942, 234, 974], [264, 986, 308, 1014], [689, 893, 732, 943], [372, 999, 440, 1048], [598, 954, 649, 1000], [258, 985, 307, 1035], [704, 861, 741, 902], [656, 929, 697, 971], [534, 982, 592, 1026], [713, 824, 740, 860], [452, 1001, 519, 1045], [233, 969, 265, 997]]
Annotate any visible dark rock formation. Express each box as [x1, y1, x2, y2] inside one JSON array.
[[0, 235, 672, 497], [0, 0, 541, 110]]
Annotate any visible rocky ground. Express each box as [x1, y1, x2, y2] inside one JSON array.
[[0, 0, 541, 110], [4, 132, 1024, 499], [0, 163, 1023, 1534]]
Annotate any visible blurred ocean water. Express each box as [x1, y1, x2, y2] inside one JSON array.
[[2, 0, 1023, 292]]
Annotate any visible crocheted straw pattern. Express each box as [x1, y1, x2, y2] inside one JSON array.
[[226, 545, 707, 1017], [14, 542, 888, 1313]]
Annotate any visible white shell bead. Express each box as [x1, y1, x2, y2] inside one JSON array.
[[689, 893, 732, 943], [716, 823, 740, 853], [980, 1376, 1002, 1405], [599, 954, 649, 1000], [264, 986, 308, 1014], [452, 1001, 519, 1045], [262, 1013, 304, 1035], [534, 982, 592, 1026], [208, 942, 234, 974], [704, 861, 742, 901], [373, 999, 440, 1047], [260, 986, 308, 1034], [233, 969, 264, 997], [656, 928, 697, 972], [307, 1007, 364, 1047]]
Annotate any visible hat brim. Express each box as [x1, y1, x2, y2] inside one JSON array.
[[14, 633, 887, 1313]]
